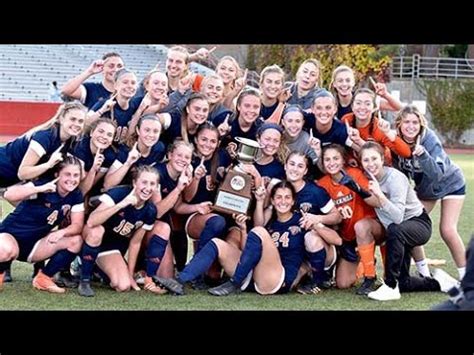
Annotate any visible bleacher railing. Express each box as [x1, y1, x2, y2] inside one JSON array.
[[391, 55, 474, 80]]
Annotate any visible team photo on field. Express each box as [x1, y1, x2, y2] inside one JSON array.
[[0, 44, 473, 310]]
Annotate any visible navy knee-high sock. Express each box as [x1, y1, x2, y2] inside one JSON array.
[[0, 260, 12, 273], [307, 248, 327, 284], [43, 249, 77, 277], [178, 240, 219, 283], [146, 235, 168, 277], [197, 216, 226, 251], [231, 231, 262, 287], [80, 243, 100, 282]]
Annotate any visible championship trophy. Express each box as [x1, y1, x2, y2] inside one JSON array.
[[213, 137, 261, 215]]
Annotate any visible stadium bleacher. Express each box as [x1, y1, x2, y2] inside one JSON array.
[[0, 44, 214, 102]]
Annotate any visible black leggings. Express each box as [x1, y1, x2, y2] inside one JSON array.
[[384, 210, 439, 292]]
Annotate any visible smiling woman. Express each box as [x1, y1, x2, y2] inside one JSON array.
[[0, 156, 85, 293]]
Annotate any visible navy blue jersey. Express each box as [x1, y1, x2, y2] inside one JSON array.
[[303, 114, 349, 147], [160, 110, 186, 147], [228, 117, 264, 143], [155, 162, 179, 222], [0, 127, 66, 186], [189, 150, 231, 204], [83, 82, 113, 110], [260, 102, 279, 120], [0, 180, 84, 241], [266, 212, 306, 288], [112, 142, 165, 186], [255, 159, 285, 182], [337, 103, 352, 120], [99, 186, 156, 240], [295, 181, 334, 215], [72, 136, 116, 174], [91, 99, 141, 142]]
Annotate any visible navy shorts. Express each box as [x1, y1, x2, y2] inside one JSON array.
[[338, 240, 359, 263]]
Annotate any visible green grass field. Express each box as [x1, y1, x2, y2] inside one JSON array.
[[0, 154, 472, 310]]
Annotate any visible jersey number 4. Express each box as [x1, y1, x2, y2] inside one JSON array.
[[47, 210, 59, 225]]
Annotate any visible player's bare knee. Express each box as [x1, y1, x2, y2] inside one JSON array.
[[250, 226, 268, 240], [115, 280, 131, 292], [336, 276, 355, 289], [0, 243, 18, 261], [84, 226, 105, 246], [304, 233, 324, 252], [152, 220, 171, 240], [67, 235, 83, 253]]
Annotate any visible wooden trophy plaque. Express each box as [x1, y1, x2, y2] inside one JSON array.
[[213, 137, 261, 216]]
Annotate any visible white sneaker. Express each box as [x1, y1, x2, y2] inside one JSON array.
[[431, 268, 460, 293], [367, 282, 401, 301]]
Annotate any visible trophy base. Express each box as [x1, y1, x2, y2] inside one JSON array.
[[212, 190, 251, 216]]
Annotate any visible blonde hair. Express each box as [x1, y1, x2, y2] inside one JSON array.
[[297, 58, 323, 88], [259, 64, 285, 86], [394, 104, 428, 142], [216, 55, 242, 86], [23, 101, 87, 140], [329, 65, 355, 104], [168, 46, 190, 63]]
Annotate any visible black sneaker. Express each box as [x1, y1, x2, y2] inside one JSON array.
[[296, 281, 323, 295], [208, 280, 240, 296], [356, 277, 376, 295], [78, 281, 95, 297], [3, 267, 12, 283], [153, 276, 185, 295]]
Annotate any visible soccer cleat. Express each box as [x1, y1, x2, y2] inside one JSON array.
[[296, 281, 323, 295], [4, 267, 12, 283], [208, 280, 240, 296], [367, 282, 400, 301], [32, 271, 66, 294], [144, 277, 168, 295], [153, 276, 185, 295], [78, 281, 95, 297], [54, 270, 79, 288], [356, 277, 377, 295], [431, 268, 460, 293]]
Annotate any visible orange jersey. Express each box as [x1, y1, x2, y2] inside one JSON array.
[[318, 167, 376, 241], [341, 113, 411, 166]]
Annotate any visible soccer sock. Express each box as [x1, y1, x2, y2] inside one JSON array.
[[231, 231, 262, 287], [197, 215, 226, 252], [80, 243, 100, 282], [0, 260, 12, 273], [42, 249, 76, 278], [308, 248, 327, 284], [358, 242, 376, 278], [145, 235, 168, 277], [178, 240, 219, 283], [457, 267, 466, 280], [415, 259, 431, 277]]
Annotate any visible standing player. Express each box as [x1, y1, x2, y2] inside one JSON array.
[[393, 105, 467, 279], [61, 52, 124, 109]]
